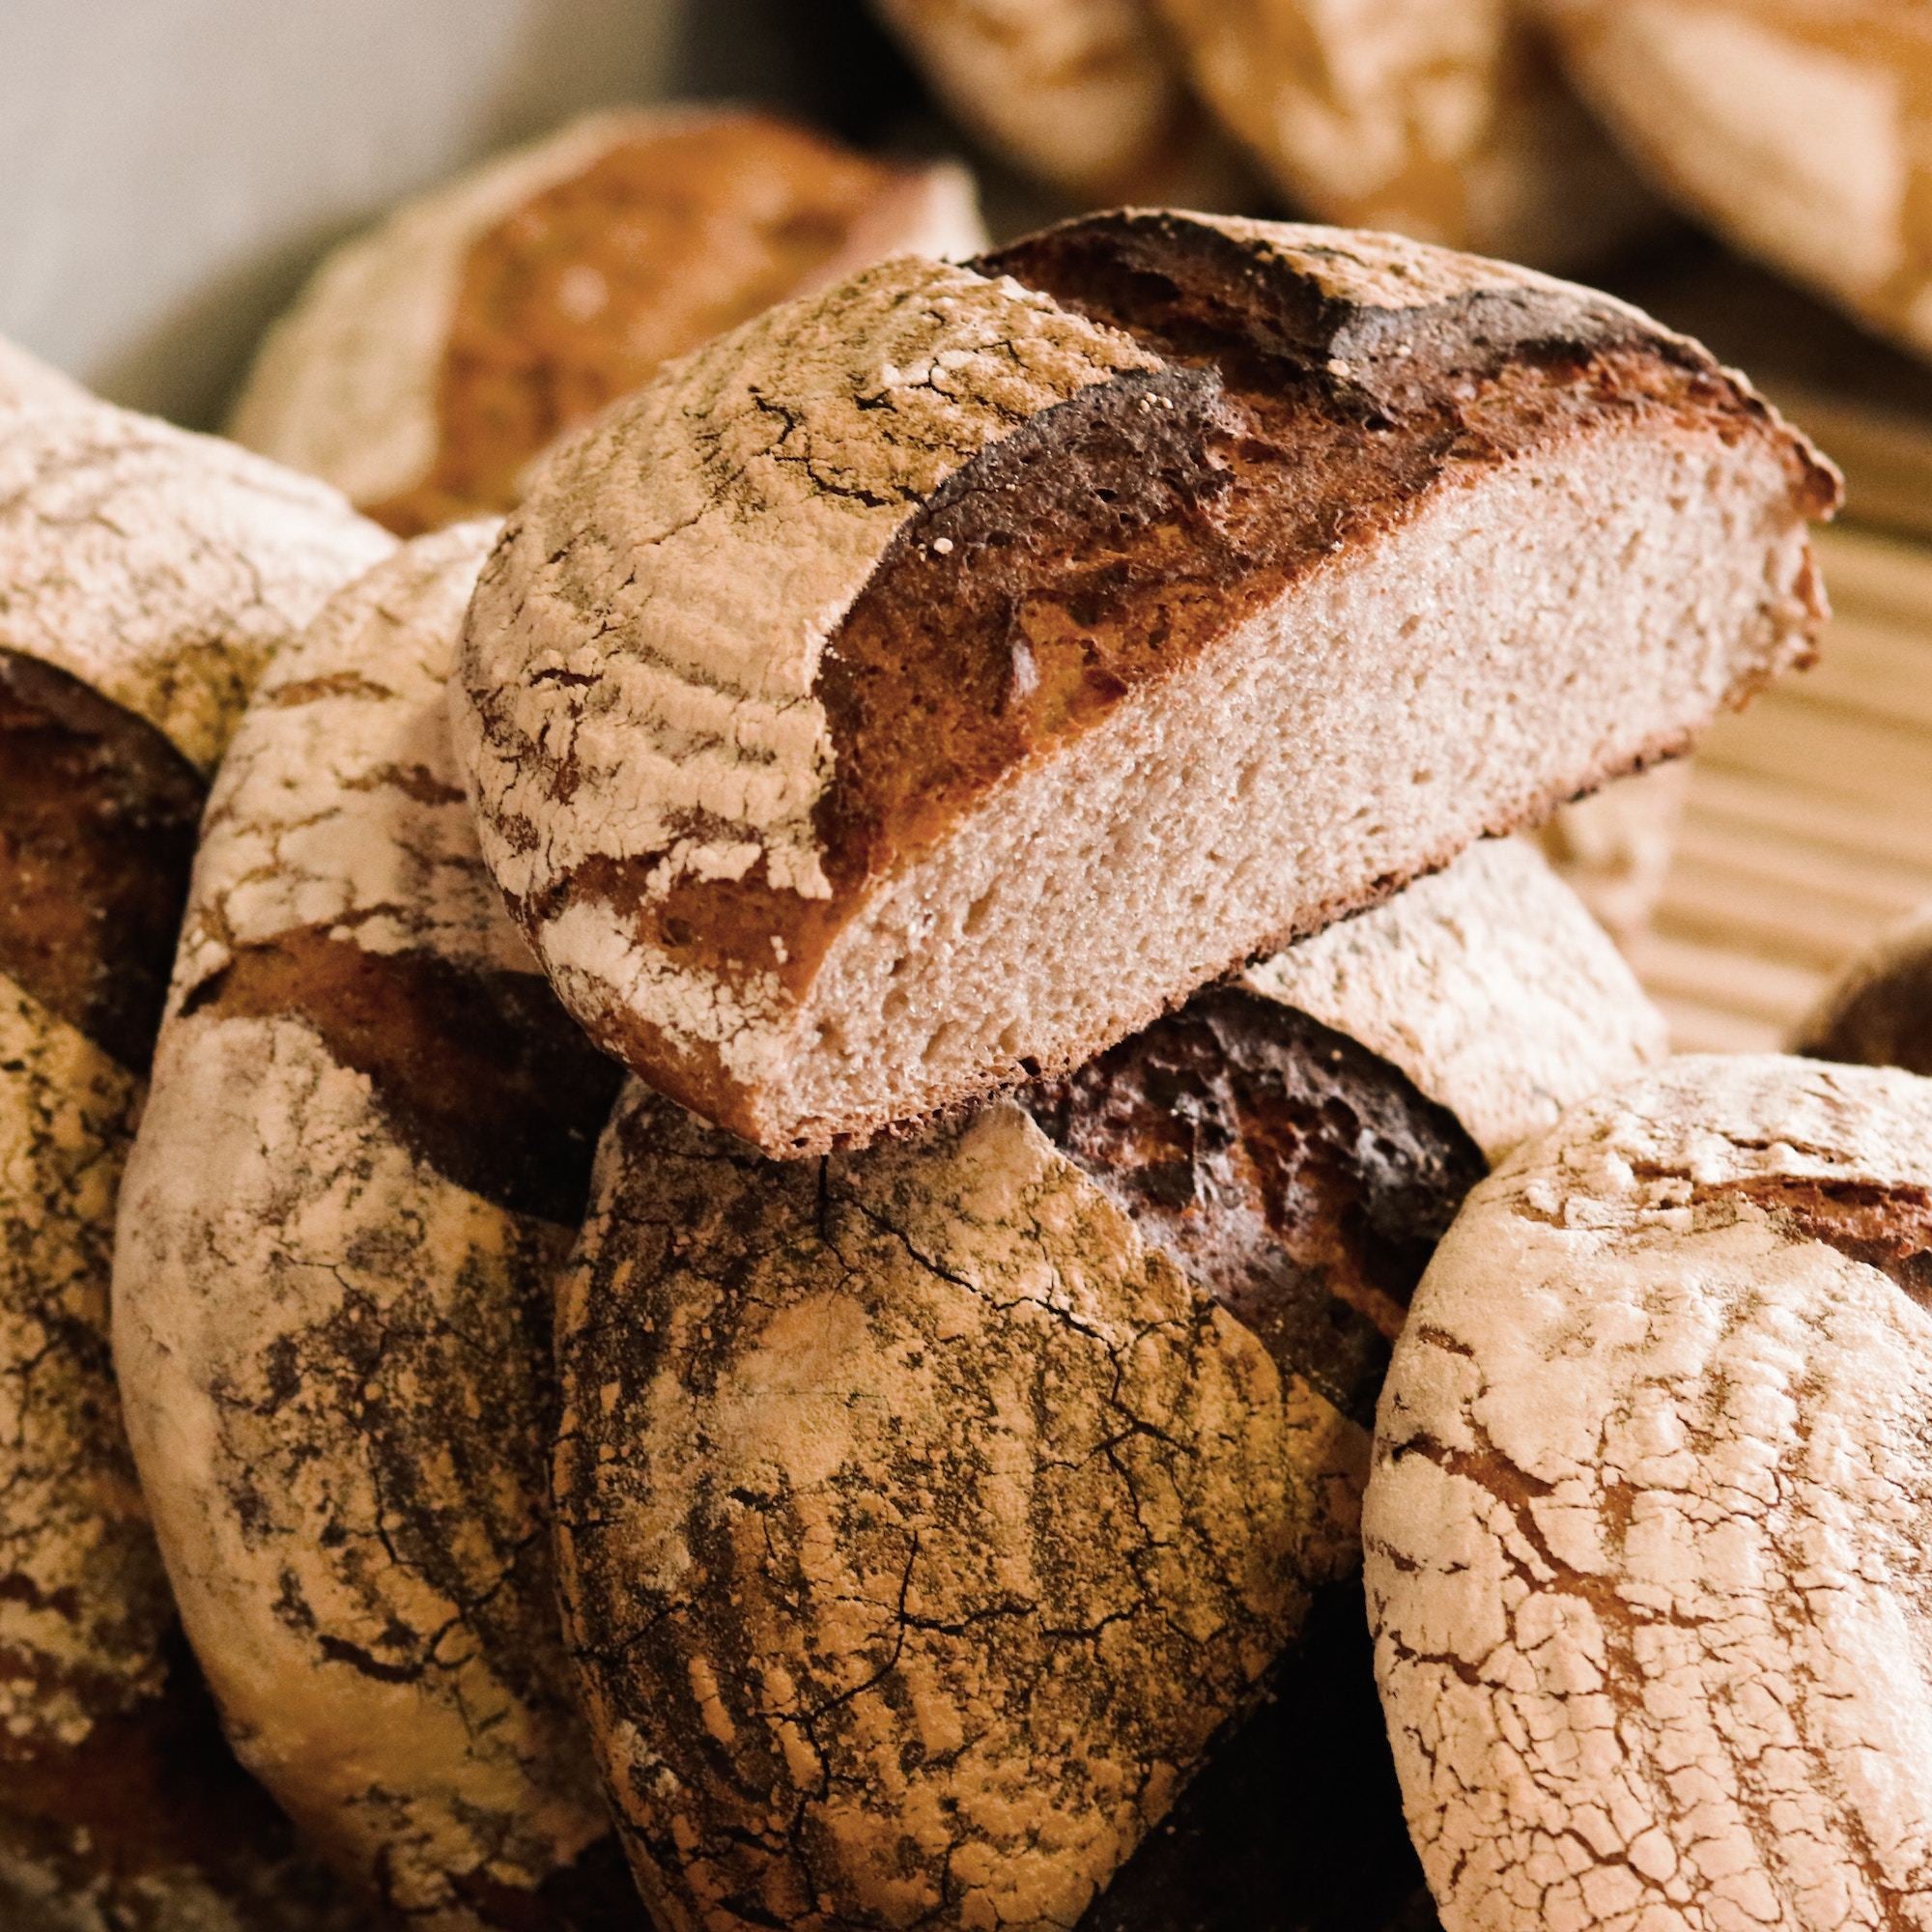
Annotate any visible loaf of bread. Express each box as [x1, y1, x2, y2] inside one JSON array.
[[1367, 1054, 1932, 1931], [552, 838, 1663, 1930], [1539, 1, 1932, 359], [1533, 761, 1690, 947], [229, 106, 983, 533], [113, 526, 635, 1931], [1791, 897, 1932, 1075], [867, 0, 1245, 205], [454, 209, 1834, 1158], [0, 399, 390, 1924], [1152, 0, 1659, 270]]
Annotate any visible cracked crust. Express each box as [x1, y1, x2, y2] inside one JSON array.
[[1791, 895, 1932, 1078], [0, 399, 389, 1926], [114, 527, 632, 1931], [456, 209, 1829, 1156], [1540, 0, 1932, 359], [867, 0, 1246, 203], [554, 849, 1661, 1930], [1152, 0, 1659, 270], [229, 106, 983, 531], [1365, 1052, 1932, 1931]]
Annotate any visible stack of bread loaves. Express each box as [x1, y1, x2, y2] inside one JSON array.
[[93, 199, 1848, 1932]]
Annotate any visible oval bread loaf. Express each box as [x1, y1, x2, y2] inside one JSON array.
[[113, 526, 635, 1931], [0, 400, 390, 1925], [455, 208, 1834, 1158], [867, 0, 1247, 205], [229, 106, 983, 533], [1367, 1054, 1932, 1931], [1539, 0, 1932, 360], [1151, 0, 1659, 270], [552, 838, 1663, 1931]]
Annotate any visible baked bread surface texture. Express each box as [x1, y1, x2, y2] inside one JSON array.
[[552, 840, 1662, 1931], [455, 208, 1833, 1157], [113, 526, 633, 1931], [1151, 0, 1659, 270], [229, 106, 983, 533], [1367, 1052, 1932, 1931], [1540, 0, 1932, 358], [0, 400, 390, 1924], [0, 337, 87, 411]]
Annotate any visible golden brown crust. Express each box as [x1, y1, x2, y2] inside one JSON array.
[[371, 115, 977, 533]]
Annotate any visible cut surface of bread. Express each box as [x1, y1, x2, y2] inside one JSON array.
[[456, 209, 1835, 1157], [229, 106, 982, 532]]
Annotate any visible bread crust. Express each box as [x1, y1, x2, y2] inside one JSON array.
[[114, 527, 632, 1932], [1367, 1053, 1932, 1930], [1792, 895, 1932, 1076], [0, 402, 388, 1925], [1541, 0, 1932, 360], [0, 337, 87, 412], [553, 843, 1662, 1929], [229, 107, 983, 529], [1151, 0, 1657, 270], [456, 210, 1832, 1155]]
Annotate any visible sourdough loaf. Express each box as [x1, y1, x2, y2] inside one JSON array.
[[867, 0, 1245, 205], [455, 208, 1834, 1157], [552, 838, 1662, 1931], [229, 106, 983, 533], [0, 400, 390, 1925], [113, 526, 634, 1932], [1367, 1054, 1932, 1931], [1539, 0, 1932, 360], [1152, 0, 1658, 270]]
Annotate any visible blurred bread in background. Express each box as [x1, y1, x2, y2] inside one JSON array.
[[1153, 0, 1661, 270], [229, 105, 982, 531], [1542, 0, 1932, 357]]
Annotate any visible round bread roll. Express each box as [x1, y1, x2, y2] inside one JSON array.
[[1540, 1, 1932, 358], [1366, 1053, 1932, 1931], [228, 106, 984, 534], [552, 838, 1664, 1931], [0, 403, 390, 1923], [454, 208, 1833, 1158], [1152, 0, 1659, 270], [114, 526, 635, 1931], [1792, 895, 1932, 1074], [867, 0, 1245, 204]]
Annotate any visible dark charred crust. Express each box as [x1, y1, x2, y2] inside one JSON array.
[[1796, 951, 1932, 1082], [0, 648, 204, 1069], [1019, 988, 1485, 1428], [1081, 1581, 1436, 1932], [183, 930, 623, 1226], [0, 1632, 371, 1926]]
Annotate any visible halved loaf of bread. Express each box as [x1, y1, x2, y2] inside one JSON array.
[[455, 209, 1837, 1157]]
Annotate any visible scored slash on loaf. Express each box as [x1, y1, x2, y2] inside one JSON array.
[[453, 207, 1836, 1159]]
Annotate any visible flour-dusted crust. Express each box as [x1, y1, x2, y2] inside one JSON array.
[[1792, 895, 1932, 1076], [0, 338, 88, 412], [0, 399, 389, 1929], [457, 208, 1833, 1156], [0, 407, 389, 773], [868, 0, 1243, 203], [1153, 0, 1658, 270], [1541, 0, 1932, 358], [1366, 1053, 1932, 1931], [1246, 837, 1667, 1161], [229, 106, 983, 528], [114, 527, 631, 1932]]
